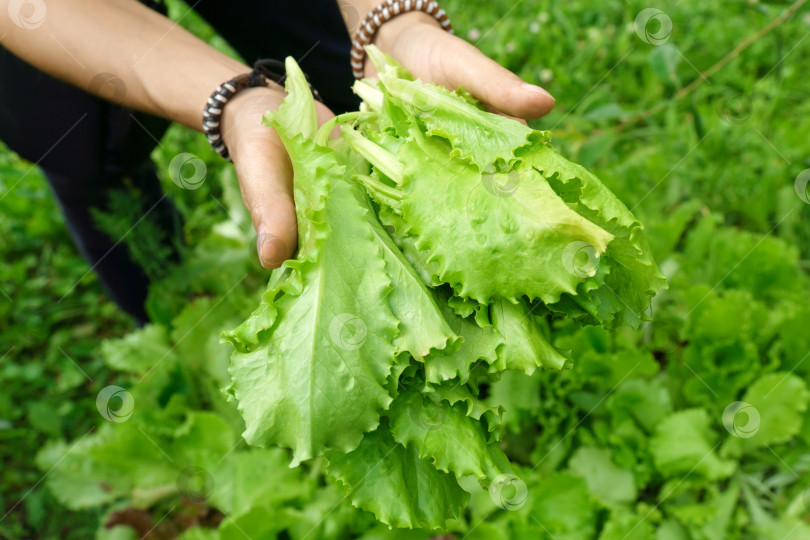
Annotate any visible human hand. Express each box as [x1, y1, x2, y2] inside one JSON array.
[[220, 86, 335, 268], [374, 11, 555, 121]]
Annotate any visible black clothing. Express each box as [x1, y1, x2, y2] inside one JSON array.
[[0, 0, 358, 324]]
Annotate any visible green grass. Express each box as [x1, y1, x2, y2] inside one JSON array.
[[1, 0, 809, 538]]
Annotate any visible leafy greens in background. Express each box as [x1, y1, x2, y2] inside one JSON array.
[[7, 2, 808, 537]]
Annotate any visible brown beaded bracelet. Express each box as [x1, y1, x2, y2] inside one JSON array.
[[350, 0, 453, 80], [202, 59, 322, 160]]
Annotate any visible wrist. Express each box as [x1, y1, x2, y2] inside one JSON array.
[[346, 1, 451, 79], [374, 10, 439, 52]]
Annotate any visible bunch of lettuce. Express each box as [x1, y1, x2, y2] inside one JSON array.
[[221, 48, 665, 529]]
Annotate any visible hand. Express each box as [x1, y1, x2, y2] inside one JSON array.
[[220, 86, 335, 268], [375, 12, 555, 120]]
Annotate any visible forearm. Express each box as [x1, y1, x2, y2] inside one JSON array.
[[0, 0, 252, 130]]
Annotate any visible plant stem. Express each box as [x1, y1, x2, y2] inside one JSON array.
[[617, 0, 808, 131], [340, 125, 405, 185], [354, 174, 403, 204]]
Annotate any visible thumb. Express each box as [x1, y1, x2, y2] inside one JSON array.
[[219, 86, 298, 268], [234, 137, 298, 269]]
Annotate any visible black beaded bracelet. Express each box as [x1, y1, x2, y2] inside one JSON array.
[[202, 59, 323, 160]]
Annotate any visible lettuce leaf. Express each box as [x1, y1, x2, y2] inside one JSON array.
[[344, 46, 665, 325], [222, 64, 399, 465], [325, 421, 468, 529], [221, 53, 667, 528]]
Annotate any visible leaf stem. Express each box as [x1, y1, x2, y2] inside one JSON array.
[[354, 174, 403, 203], [353, 79, 384, 112], [340, 125, 405, 185], [315, 111, 376, 146]]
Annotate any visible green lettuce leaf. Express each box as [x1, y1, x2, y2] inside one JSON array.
[[349, 47, 665, 325], [568, 446, 637, 507], [222, 62, 399, 465], [346, 125, 615, 305], [100, 324, 176, 376], [738, 372, 809, 452], [364, 192, 459, 359], [489, 299, 568, 373], [325, 421, 468, 529], [527, 472, 598, 539], [380, 77, 550, 170], [36, 411, 236, 510], [597, 508, 655, 540], [423, 292, 503, 385], [366, 46, 550, 170], [388, 389, 508, 483], [650, 409, 735, 480], [425, 380, 503, 423]]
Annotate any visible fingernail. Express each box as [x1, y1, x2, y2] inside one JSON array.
[[256, 235, 265, 264], [256, 228, 269, 264], [521, 83, 554, 100], [257, 230, 287, 268]]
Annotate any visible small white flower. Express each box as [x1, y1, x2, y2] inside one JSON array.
[[529, 21, 540, 34], [540, 69, 554, 84], [467, 28, 481, 41]]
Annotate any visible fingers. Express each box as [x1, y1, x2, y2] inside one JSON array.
[[439, 32, 555, 120], [388, 21, 555, 120], [219, 87, 298, 268], [240, 104, 335, 268], [234, 136, 298, 269], [485, 104, 529, 126], [221, 87, 340, 270]]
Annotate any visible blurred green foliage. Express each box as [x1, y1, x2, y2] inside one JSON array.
[[1, 0, 809, 538]]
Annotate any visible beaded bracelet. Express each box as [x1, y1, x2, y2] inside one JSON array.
[[350, 0, 453, 79], [202, 59, 322, 160]]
